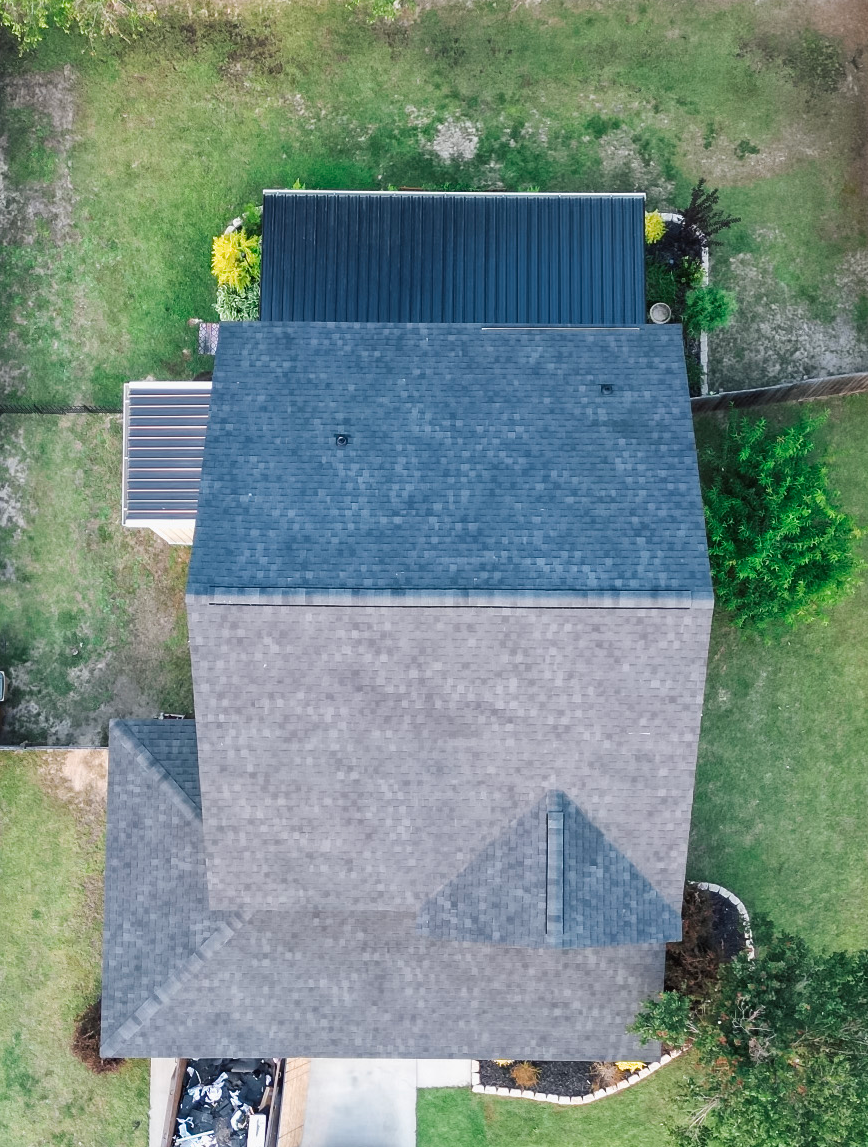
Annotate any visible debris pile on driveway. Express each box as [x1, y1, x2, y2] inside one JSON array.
[[174, 1059, 277, 1147]]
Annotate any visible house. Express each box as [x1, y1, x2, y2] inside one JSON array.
[[103, 192, 712, 1065]]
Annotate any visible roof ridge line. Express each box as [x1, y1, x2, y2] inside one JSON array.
[[101, 909, 253, 1057], [112, 720, 201, 821]]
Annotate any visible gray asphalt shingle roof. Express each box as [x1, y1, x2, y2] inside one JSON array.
[[186, 322, 711, 602], [101, 719, 665, 1062], [417, 790, 683, 948]]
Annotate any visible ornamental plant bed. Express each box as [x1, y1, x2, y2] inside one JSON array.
[[645, 183, 739, 397], [478, 886, 748, 1099]]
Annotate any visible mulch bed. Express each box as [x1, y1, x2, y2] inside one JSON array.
[[72, 998, 125, 1074], [478, 1059, 600, 1097], [478, 886, 747, 1098]]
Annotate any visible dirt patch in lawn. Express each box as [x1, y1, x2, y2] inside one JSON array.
[[0, 65, 76, 244], [712, 250, 868, 389], [33, 748, 107, 845]]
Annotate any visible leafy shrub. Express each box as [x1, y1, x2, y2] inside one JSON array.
[[646, 257, 704, 315], [679, 179, 741, 249], [674, 257, 704, 291], [0, 0, 150, 49], [240, 203, 263, 237], [668, 932, 868, 1147], [629, 991, 693, 1047], [510, 1062, 540, 1088], [683, 285, 736, 336], [590, 1062, 625, 1090], [211, 231, 261, 291], [585, 113, 622, 139], [734, 139, 760, 160], [215, 282, 260, 322], [702, 413, 862, 629], [785, 30, 846, 95], [614, 1060, 645, 1073], [646, 262, 678, 309], [644, 211, 666, 244]]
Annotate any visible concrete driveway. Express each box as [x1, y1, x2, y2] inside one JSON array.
[[300, 1059, 417, 1147]]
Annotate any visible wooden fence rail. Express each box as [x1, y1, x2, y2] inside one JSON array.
[[691, 372, 868, 412]]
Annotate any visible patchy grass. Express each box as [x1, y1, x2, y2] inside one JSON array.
[[417, 1060, 690, 1147], [0, 415, 193, 744], [690, 395, 868, 951], [0, 0, 864, 405], [0, 749, 148, 1144], [0, 0, 864, 733]]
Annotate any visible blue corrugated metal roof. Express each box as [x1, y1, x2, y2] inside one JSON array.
[[260, 191, 646, 326]]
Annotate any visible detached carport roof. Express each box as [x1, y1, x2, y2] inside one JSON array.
[[260, 191, 647, 325], [122, 382, 211, 524]]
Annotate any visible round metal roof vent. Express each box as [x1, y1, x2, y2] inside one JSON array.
[[335, 434, 350, 447]]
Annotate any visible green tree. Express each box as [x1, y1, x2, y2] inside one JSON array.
[[683, 286, 737, 337], [0, 0, 148, 50], [702, 413, 861, 628], [633, 933, 868, 1147]]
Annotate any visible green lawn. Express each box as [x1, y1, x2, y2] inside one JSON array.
[[689, 394, 868, 952], [0, 414, 193, 743], [1, 0, 864, 739], [417, 1059, 691, 1147], [0, 749, 148, 1146]]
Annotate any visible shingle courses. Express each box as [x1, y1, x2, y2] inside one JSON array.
[[186, 323, 711, 600], [102, 722, 665, 1062], [189, 602, 711, 914]]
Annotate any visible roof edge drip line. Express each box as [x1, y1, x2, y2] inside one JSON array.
[[189, 588, 714, 609]]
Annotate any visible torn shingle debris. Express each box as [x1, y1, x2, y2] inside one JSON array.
[[174, 1059, 276, 1147]]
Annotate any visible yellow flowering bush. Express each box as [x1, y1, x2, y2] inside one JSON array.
[[644, 211, 666, 244], [614, 1060, 645, 1073], [211, 231, 261, 291]]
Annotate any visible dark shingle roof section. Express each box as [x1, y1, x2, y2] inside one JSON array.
[[260, 191, 647, 326], [417, 791, 682, 949], [186, 323, 711, 601], [101, 721, 243, 1056], [101, 723, 664, 1061], [123, 383, 211, 523]]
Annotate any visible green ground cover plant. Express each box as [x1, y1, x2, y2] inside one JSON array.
[[417, 1057, 691, 1147], [689, 395, 868, 951], [0, 749, 148, 1144]]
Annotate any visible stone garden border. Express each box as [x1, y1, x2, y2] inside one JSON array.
[[470, 882, 753, 1106], [660, 212, 710, 395], [470, 1048, 686, 1105]]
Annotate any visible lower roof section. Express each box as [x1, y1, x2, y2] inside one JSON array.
[[123, 382, 211, 526], [102, 719, 663, 1062]]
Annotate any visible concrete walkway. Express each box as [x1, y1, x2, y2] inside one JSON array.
[[149, 1058, 472, 1147]]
